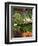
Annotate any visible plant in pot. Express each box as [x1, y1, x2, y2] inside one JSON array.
[[11, 9, 32, 37], [21, 24, 32, 37], [20, 9, 32, 37], [13, 25, 22, 37], [12, 12, 23, 37]]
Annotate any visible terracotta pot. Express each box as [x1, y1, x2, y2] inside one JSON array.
[[22, 32, 32, 37]]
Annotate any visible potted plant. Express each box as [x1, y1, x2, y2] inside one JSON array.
[[11, 8, 32, 37]]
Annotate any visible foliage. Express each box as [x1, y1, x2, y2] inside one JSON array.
[[11, 8, 32, 32]]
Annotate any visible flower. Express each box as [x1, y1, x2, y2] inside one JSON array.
[[23, 19, 25, 22], [14, 24, 17, 26], [26, 18, 32, 22]]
